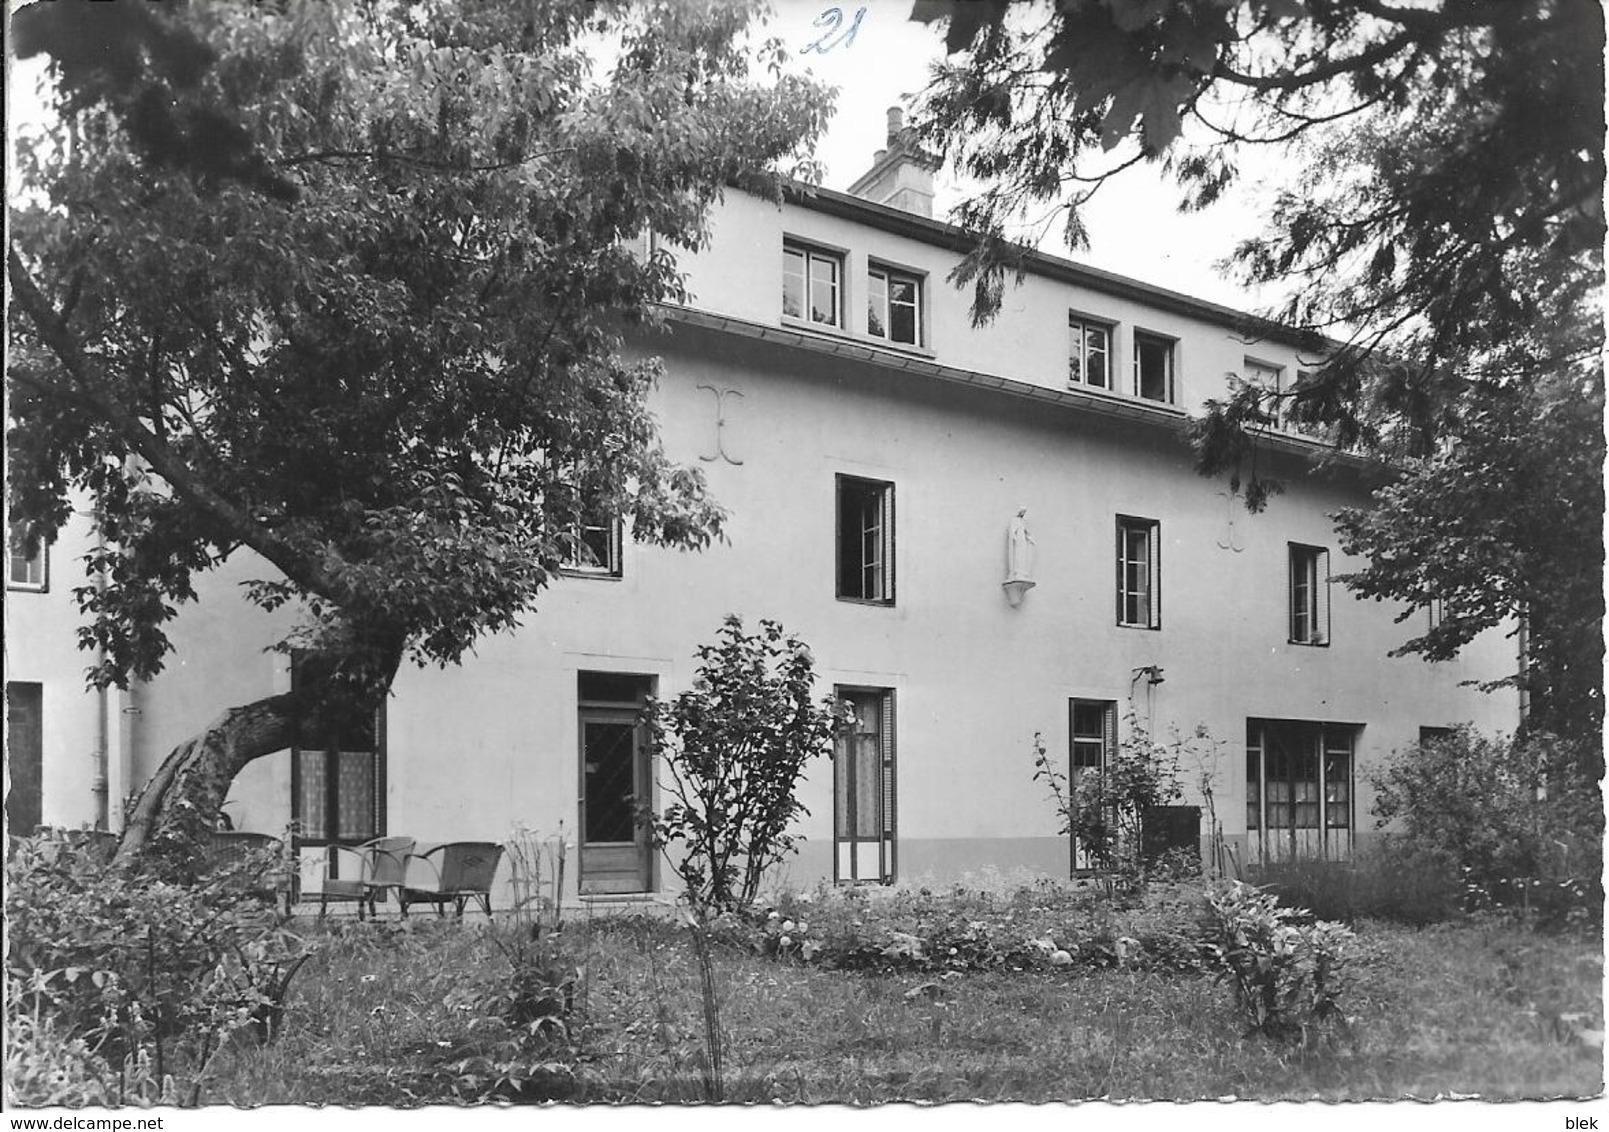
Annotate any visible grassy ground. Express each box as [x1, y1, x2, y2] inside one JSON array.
[[203, 883, 1603, 1105]]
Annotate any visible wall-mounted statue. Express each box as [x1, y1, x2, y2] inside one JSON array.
[[1003, 507, 1036, 606]]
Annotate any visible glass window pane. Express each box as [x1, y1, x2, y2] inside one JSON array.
[[1087, 327, 1108, 388], [335, 750, 377, 840], [890, 296, 917, 344], [867, 272, 887, 337], [809, 255, 838, 325], [296, 750, 327, 838], [783, 248, 805, 318]]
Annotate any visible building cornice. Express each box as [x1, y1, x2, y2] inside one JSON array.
[[658, 304, 1362, 467], [778, 181, 1333, 354]]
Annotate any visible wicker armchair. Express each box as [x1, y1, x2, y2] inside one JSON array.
[[203, 830, 292, 914], [317, 836, 416, 919], [398, 842, 504, 918]]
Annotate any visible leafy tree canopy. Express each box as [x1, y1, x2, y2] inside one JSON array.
[[7, 0, 832, 858], [909, 0, 1603, 739]]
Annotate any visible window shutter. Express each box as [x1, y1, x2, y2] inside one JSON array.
[[1114, 521, 1124, 624], [1148, 522, 1162, 627], [1101, 701, 1117, 769], [880, 688, 897, 882], [885, 485, 896, 605], [1316, 548, 1331, 644]]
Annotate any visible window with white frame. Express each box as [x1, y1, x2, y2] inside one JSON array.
[[783, 241, 842, 328], [834, 686, 896, 884], [867, 265, 922, 346], [1245, 718, 1356, 862], [563, 512, 622, 577], [1116, 516, 1160, 628], [7, 521, 46, 591], [836, 475, 893, 604], [1133, 330, 1175, 403], [1069, 699, 1116, 871], [1288, 543, 1330, 645], [1068, 314, 1113, 390], [1244, 358, 1284, 428]]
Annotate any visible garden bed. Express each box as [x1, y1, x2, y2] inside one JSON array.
[[195, 879, 1603, 1104]]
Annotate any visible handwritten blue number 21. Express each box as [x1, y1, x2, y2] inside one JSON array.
[[802, 6, 867, 54]]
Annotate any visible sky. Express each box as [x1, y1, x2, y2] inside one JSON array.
[[766, 0, 1282, 313], [5, 0, 1284, 315]]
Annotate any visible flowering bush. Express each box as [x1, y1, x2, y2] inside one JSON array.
[[740, 881, 1215, 976], [1203, 880, 1353, 1043]]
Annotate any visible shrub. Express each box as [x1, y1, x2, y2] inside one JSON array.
[[1033, 716, 1212, 892], [1203, 880, 1354, 1044], [5, 835, 305, 1104], [1251, 843, 1461, 926], [1371, 728, 1602, 929], [645, 616, 852, 915]]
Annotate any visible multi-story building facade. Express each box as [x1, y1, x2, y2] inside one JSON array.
[[5, 114, 1517, 899]]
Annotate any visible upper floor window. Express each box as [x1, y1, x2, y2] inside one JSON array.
[[1068, 315, 1112, 390], [836, 475, 893, 604], [868, 265, 922, 346], [783, 241, 841, 328], [563, 513, 622, 578], [1115, 516, 1160, 629], [1289, 543, 1330, 645], [1244, 358, 1284, 427], [7, 521, 46, 591], [1425, 596, 1446, 632], [1133, 331, 1175, 403]]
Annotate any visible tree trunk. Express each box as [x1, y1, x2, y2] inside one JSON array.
[[114, 691, 304, 871]]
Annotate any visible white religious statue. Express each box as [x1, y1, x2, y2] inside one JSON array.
[[1003, 507, 1037, 606]]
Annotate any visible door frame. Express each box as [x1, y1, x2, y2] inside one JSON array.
[[576, 677, 655, 894]]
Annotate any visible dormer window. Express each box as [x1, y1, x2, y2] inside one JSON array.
[[868, 265, 922, 347], [1245, 358, 1284, 427], [783, 241, 842, 328], [1133, 331, 1176, 403], [1069, 315, 1112, 390]]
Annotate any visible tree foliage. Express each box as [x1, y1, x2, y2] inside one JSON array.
[[910, 0, 1603, 739], [7, 0, 832, 857], [645, 616, 852, 914]]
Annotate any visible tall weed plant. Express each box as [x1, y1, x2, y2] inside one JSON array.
[[1204, 880, 1353, 1045]]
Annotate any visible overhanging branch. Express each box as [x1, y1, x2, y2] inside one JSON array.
[[7, 245, 350, 606]]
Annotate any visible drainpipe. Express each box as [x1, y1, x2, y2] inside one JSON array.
[[91, 514, 110, 829], [1516, 606, 1530, 731]]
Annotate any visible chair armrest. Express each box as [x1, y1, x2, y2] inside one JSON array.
[[402, 852, 443, 893], [324, 844, 369, 886]]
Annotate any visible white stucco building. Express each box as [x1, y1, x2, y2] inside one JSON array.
[[5, 117, 1518, 900]]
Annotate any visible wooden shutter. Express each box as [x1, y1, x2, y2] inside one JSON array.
[[1316, 548, 1331, 644], [880, 688, 897, 883], [1114, 520, 1124, 624], [1147, 521, 1161, 628]]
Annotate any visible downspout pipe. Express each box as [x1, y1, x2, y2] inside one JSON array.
[[91, 511, 109, 829]]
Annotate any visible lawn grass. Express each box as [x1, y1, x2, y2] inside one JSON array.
[[203, 884, 1603, 1105]]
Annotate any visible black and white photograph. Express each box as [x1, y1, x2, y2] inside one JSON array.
[[3, 0, 1603, 1120]]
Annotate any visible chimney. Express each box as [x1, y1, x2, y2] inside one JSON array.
[[847, 104, 937, 219]]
